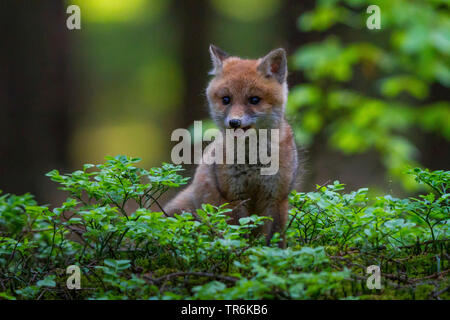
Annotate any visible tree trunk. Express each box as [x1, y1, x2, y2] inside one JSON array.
[[0, 1, 75, 202]]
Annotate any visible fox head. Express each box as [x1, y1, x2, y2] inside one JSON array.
[[206, 45, 288, 131]]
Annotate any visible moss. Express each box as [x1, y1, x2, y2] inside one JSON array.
[[414, 284, 435, 300]]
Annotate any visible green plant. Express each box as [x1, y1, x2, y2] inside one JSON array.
[[0, 156, 448, 300], [288, 0, 450, 189]]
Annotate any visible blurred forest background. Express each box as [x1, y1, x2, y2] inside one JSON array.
[[0, 0, 449, 206]]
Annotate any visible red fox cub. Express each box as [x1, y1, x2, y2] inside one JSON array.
[[165, 45, 298, 247]]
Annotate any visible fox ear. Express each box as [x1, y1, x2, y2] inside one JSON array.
[[209, 44, 229, 75], [258, 48, 287, 83]]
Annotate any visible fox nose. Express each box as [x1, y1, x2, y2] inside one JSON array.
[[229, 119, 241, 128]]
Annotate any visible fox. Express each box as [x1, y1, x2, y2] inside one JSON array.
[[164, 45, 299, 247]]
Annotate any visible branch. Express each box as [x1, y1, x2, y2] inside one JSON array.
[[145, 271, 239, 284]]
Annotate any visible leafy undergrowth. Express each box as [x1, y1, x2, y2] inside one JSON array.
[[0, 155, 448, 300]]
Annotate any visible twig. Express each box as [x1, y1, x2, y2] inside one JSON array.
[[145, 193, 169, 217], [431, 286, 449, 299], [284, 179, 331, 236], [144, 271, 238, 286]]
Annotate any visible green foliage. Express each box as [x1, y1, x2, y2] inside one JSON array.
[[0, 157, 448, 299], [288, 0, 450, 189], [287, 170, 449, 250]]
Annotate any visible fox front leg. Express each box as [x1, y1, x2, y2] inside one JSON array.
[[260, 199, 289, 248]]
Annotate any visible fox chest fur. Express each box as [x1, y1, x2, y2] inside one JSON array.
[[224, 163, 278, 200], [218, 162, 279, 213], [213, 124, 297, 213]]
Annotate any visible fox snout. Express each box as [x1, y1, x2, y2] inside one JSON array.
[[228, 119, 241, 128], [225, 114, 254, 129]]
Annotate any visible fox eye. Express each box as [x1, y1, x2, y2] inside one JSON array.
[[222, 96, 231, 105], [249, 96, 261, 105]]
